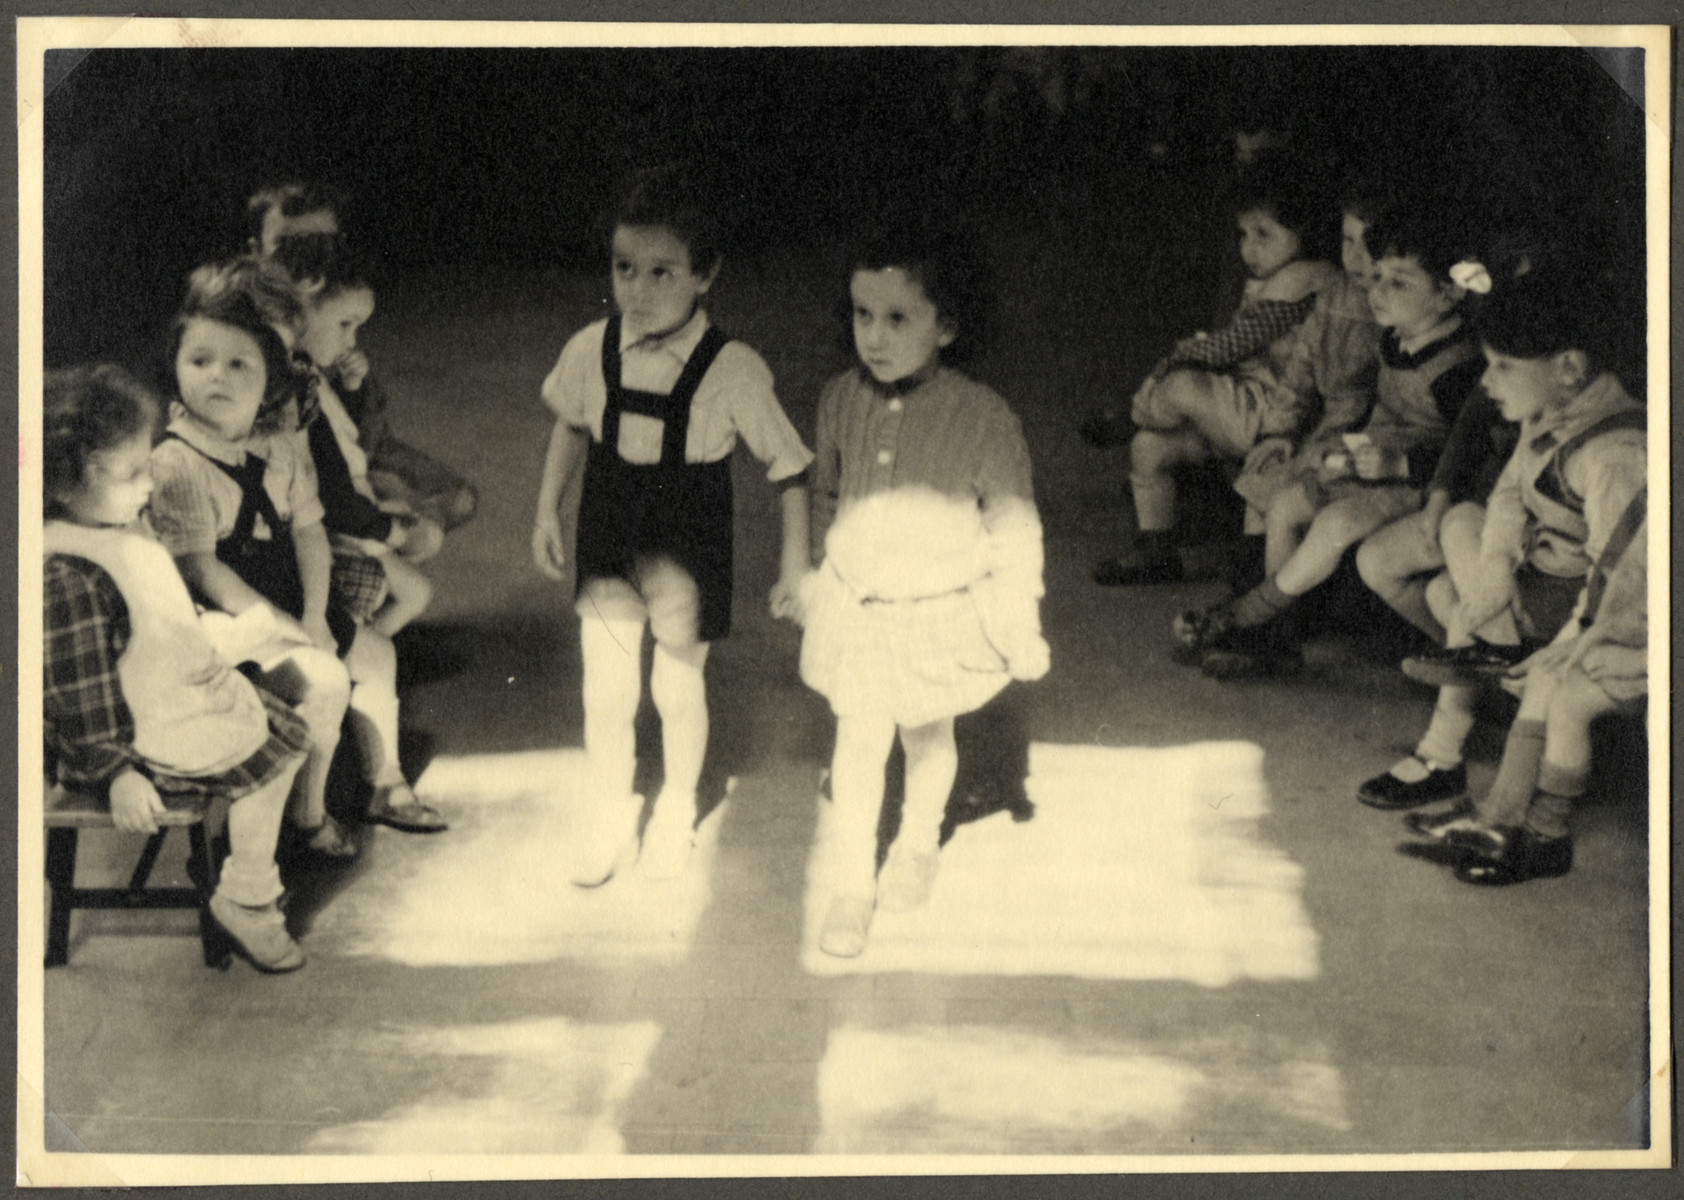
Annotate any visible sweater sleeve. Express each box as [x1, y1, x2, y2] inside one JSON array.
[[44, 556, 141, 791], [1429, 387, 1504, 501], [809, 377, 844, 562], [1167, 296, 1317, 370]]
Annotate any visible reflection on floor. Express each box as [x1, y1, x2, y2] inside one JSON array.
[[816, 1023, 1348, 1153], [802, 742, 1317, 985], [308, 750, 727, 968], [305, 1017, 661, 1155]]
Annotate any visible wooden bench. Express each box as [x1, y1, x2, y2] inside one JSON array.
[[43, 786, 222, 968]]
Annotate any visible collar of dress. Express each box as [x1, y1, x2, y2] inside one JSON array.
[[165, 405, 254, 467]]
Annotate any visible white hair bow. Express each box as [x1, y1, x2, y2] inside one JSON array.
[[1449, 260, 1492, 294]]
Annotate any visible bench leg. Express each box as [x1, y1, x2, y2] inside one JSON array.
[[184, 824, 229, 968], [44, 827, 77, 968]]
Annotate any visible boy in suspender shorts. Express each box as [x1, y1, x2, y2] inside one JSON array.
[[534, 166, 813, 886]]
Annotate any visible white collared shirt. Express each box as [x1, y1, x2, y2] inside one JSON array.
[[541, 309, 813, 481]]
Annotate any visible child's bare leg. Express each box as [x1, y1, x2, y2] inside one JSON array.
[[344, 626, 404, 788], [1274, 495, 1398, 597], [1098, 427, 1210, 587], [1357, 508, 1448, 642], [820, 714, 897, 957], [879, 716, 958, 912], [253, 647, 350, 833], [1440, 503, 1518, 645], [1262, 482, 1318, 578], [370, 553, 433, 638], [1128, 427, 1210, 536]]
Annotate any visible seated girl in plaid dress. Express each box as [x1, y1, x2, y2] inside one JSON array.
[[799, 218, 1049, 958], [43, 365, 311, 972]]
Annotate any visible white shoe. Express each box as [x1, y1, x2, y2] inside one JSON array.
[[819, 894, 875, 958], [877, 844, 939, 913], [567, 793, 643, 887], [637, 791, 695, 880]]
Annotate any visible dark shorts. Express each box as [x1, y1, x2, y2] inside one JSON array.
[[1515, 563, 1584, 644], [150, 686, 311, 807]]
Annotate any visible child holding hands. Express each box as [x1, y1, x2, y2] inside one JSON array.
[[534, 166, 813, 885], [800, 219, 1049, 958]]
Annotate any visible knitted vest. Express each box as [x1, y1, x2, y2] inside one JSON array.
[[1517, 376, 1645, 577], [45, 521, 269, 775]]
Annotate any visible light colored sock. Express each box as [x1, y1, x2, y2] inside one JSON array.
[[1476, 719, 1547, 827]]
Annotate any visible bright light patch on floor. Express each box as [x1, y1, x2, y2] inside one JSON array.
[[801, 741, 1317, 984], [305, 1017, 660, 1155], [307, 749, 726, 967], [815, 1023, 1349, 1153]]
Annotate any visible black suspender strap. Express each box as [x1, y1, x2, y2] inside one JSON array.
[[1578, 489, 1646, 629]]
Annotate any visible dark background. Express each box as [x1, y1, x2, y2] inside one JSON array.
[[43, 44, 1648, 374]]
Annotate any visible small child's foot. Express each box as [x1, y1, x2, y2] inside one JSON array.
[[568, 794, 643, 888], [877, 845, 939, 913], [636, 791, 695, 880], [819, 894, 875, 958], [367, 782, 449, 833]]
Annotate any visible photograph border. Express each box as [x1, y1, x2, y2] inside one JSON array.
[[11, 11, 1675, 1192]]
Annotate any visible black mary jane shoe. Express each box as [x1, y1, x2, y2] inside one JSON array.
[[1443, 821, 1515, 861], [1454, 828, 1569, 881], [1198, 622, 1303, 681], [1402, 798, 1480, 839], [1401, 640, 1530, 687], [1453, 830, 1574, 887], [1360, 759, 1469, 811]]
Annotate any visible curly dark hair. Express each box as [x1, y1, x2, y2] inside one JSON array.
[[837, 215, 994, 368], [169, 259, 308, 435], [43, 364, 159, 516], [1231, 150, 1338, 262], [609, 162, 724, 277], [1361, 202, 1478, 286], [270, 231, 376, 303]]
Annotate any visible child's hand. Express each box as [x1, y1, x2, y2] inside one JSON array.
[[376, 497, 417, 517], [334, 350, 371, 392], [109, 768, 167, 834], [1316, 449, 1352, 483], [301, 612, 338, 653], [396, 517, 444, 564], [769, 572, 807, 625], [1353, 444, 1391, 480], [532, 513, 567, 581], [1007, 634, 1051, 682], [1510, 636, 1577, 681], [1447, 569, 1517, 648]]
